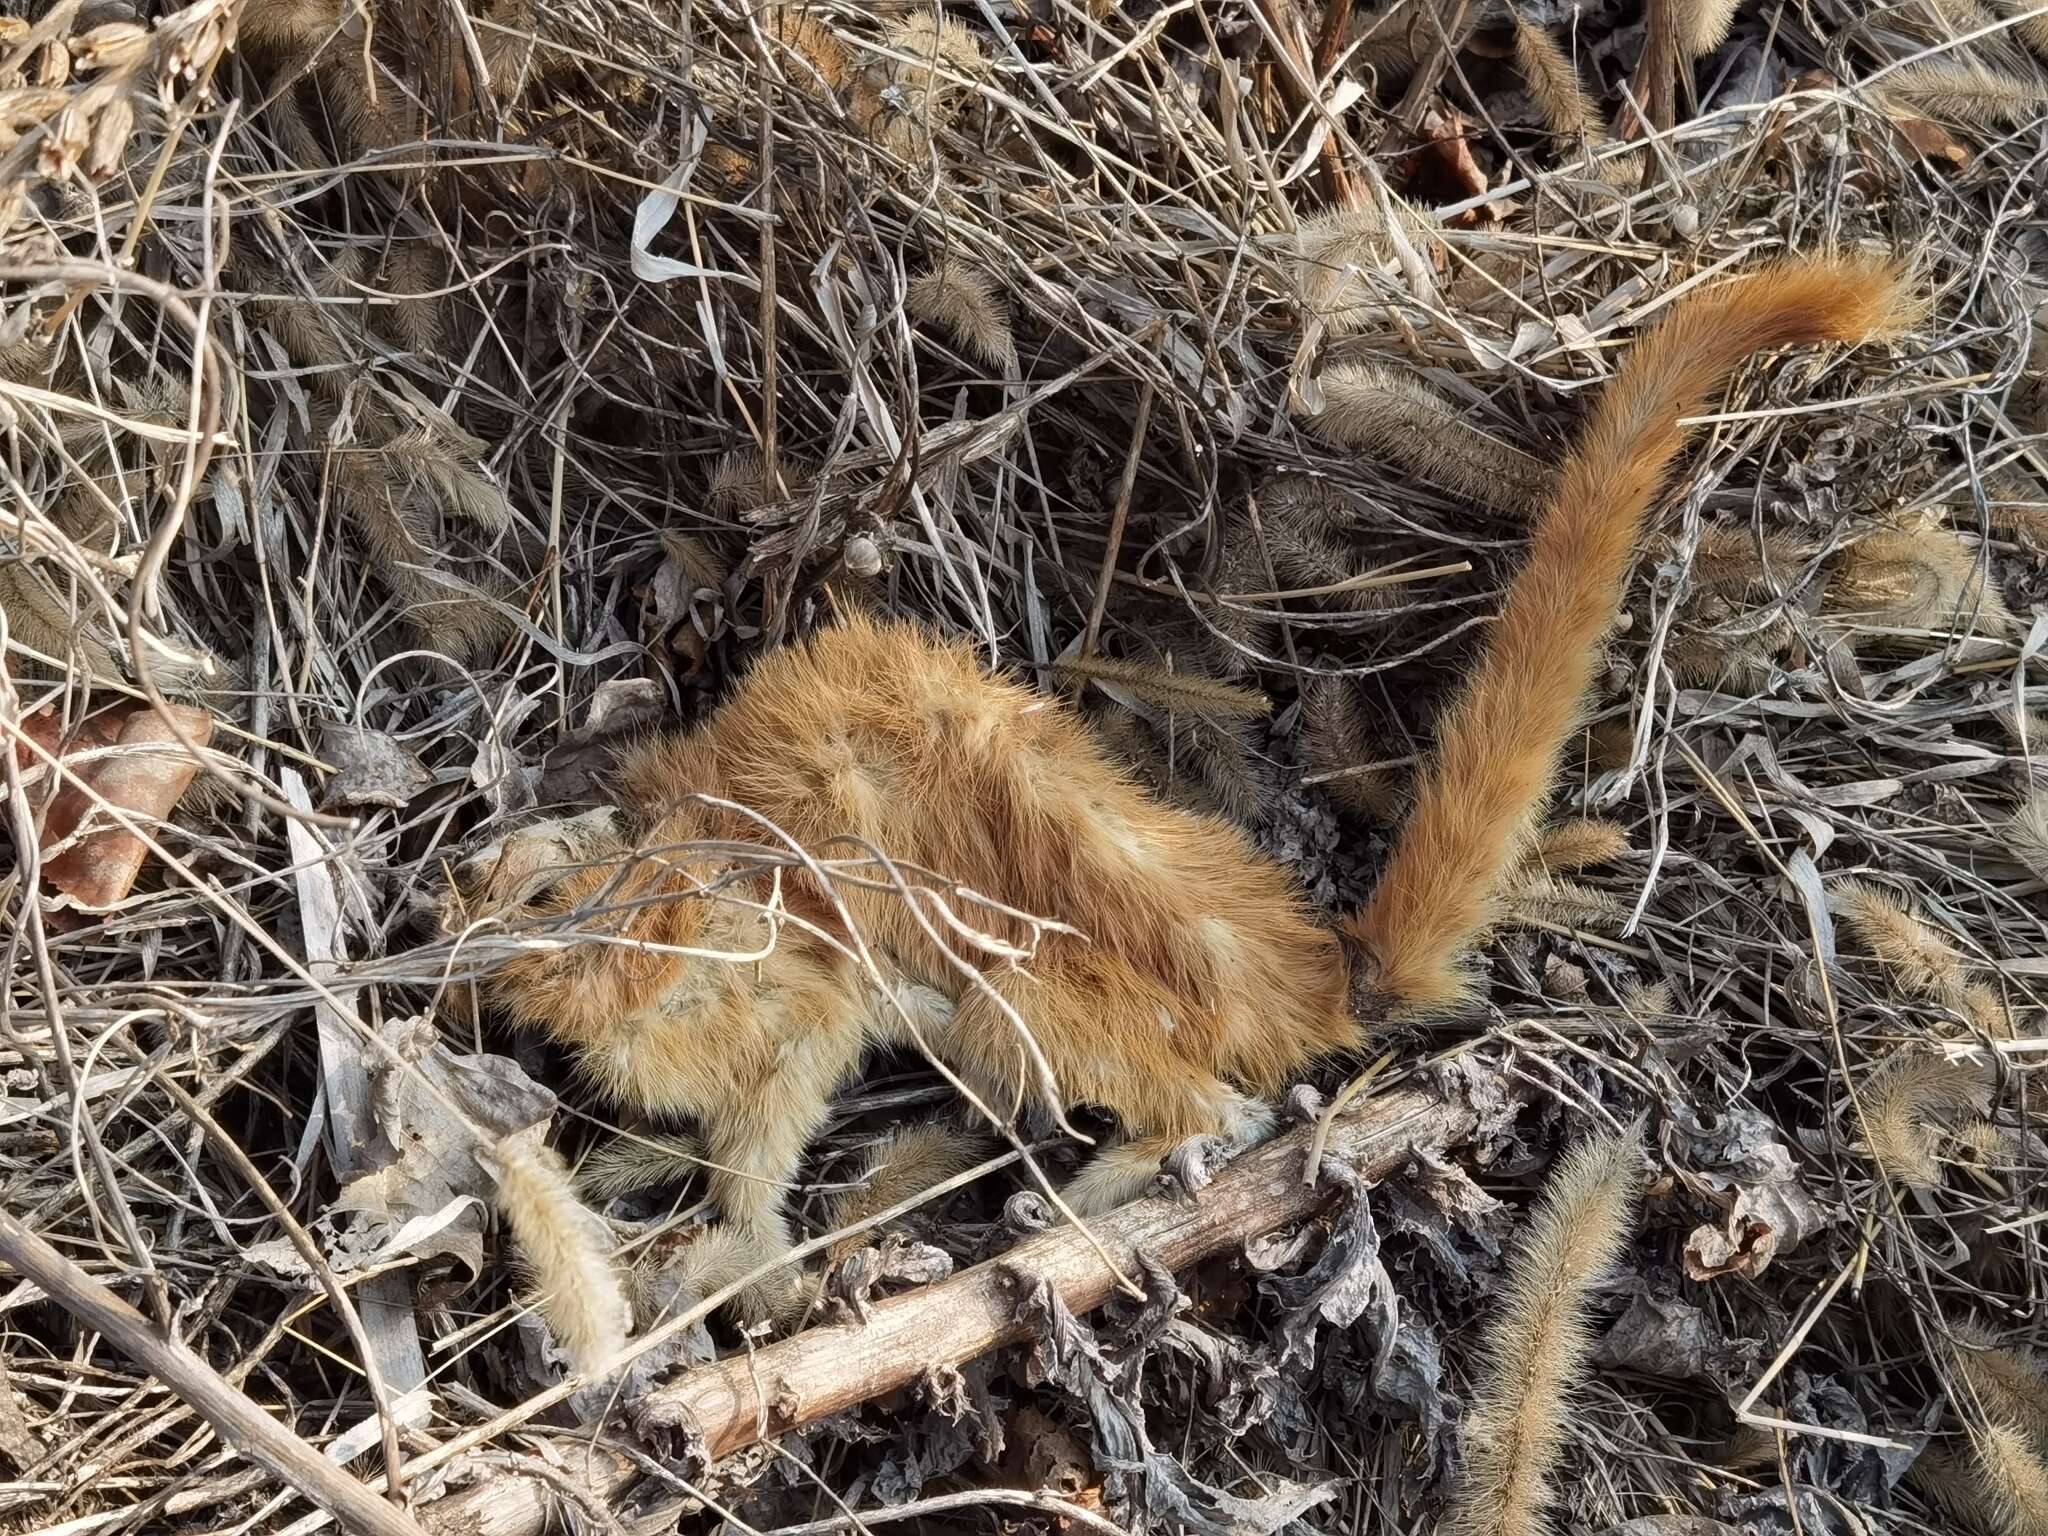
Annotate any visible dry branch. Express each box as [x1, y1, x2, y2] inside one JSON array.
[[0, 1209, 429, 1536], [634, 1082, 1467, 1463], [422, 1445, 641, 1536]]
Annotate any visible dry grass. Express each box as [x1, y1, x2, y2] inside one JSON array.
[[0, 0, 2040, 1532]]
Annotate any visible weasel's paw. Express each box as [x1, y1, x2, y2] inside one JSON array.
[[441, 807, 628, 931], [1154, 1133, 1231, 1202], [673, 1223, 817, 1334], [1283, 1083, 1328, 1125]]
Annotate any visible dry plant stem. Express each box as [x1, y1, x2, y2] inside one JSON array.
[[422, 1447, 640, 1536], [0, 259, 352, 831], [1378, 0, 1474, 152], [1245, 0, 1363, 208], [155, 1077, 408, 1505], [1081, 379, 1156, 659], [1632, 0, 1680, 148], [0, 1210, 430, 1536], [750, 1489, 1130, 1536], [1313, 0, 1356, 81], [636, 1083, 1467, 1461]]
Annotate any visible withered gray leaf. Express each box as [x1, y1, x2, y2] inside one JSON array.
[[318, 721, 432, 810], [1672, 1103, 1828, 1280], [1011, 1269, 1335, 1535], [325, 1014, 557, 1283]]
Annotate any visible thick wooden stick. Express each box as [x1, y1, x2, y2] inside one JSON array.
[[635, 1084, 1468, 1462], [0, 1211, 430, 1536]]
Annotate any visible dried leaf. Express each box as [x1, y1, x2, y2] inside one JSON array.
[[318, 721, 432, 811], [326, 1015, 559, 1286], [1892, 112, 1972, 169], [15, 701, 214, 910]]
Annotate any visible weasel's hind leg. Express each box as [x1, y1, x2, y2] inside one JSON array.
[[1062, 1091, 1277, 1216], [669, 1223, 816, 1331]]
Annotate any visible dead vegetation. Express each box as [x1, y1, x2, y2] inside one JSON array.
[[0, 0, 2042, 1533]]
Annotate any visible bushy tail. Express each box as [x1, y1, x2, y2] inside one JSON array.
[[1342, 255, 1913, 1013]]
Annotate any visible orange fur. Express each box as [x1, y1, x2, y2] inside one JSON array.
[[452, 615, 1348, 1272], [448, 255, 1906, 1307], [1342, 256, 1910, 1010]]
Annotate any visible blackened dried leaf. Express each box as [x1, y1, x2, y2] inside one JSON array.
[[1593, 1286, 1755, 1390], [1262, 1155, 1395, 1374], [1386, 1145, 1510, 1286], [1009, 1269, 1336, 1535], [823, 1235, 954, 1324]]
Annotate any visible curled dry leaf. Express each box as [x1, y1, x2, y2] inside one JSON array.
[[13, 700, 214, 909], [1415, 106, 1495, 213], [327, 1014, 560, 1288], [317, 720, 432, 811], [1892, 113, 1972, 170]]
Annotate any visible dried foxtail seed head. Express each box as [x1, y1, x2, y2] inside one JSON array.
[[905, 258, 1015, 369], [487, 1135, 631, 1375]]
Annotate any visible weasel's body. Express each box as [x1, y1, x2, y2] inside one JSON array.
[[447, 256, 1905, 1291]]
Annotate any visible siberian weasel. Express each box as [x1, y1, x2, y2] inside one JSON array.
[[444, 255, 1907, 1311]]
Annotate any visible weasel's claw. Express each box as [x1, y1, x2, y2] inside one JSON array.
[[1154, 1133, 1231, 1202]]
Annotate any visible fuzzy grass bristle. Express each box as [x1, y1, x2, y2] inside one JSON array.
[[1502, 872, 1627, 932], [236, 0, 344, 56], [1098, 701, 1274, 823], [1618, 978, 1675, 1015], [707, 448, 815, 515], [578, 1132, 708, 1201], [2001, 0, 2048, 60], [377, 244, 447, 354], [1675, 0, 1742, 57], [1050, 653, 1273, 721], [1828, 520, 2014, 639], [1514, 20, 1602, 140], [383, 425, 512, 532], [1960, 980, 2018, 1041], [488, 1136, 631, 1374], [1524, 818, 1631, 873], [0, 558, 122, 683], [1301, 361, 1551, 513], [2003, 794, 2048, 881], [1954, 1328, 2048, 1448], [1442, 1125, 1644, 1536], [1831, 878, 1971, 1002], [863, 12, 989, 156], [1292, 203, 1441, 336], [1255, 473, 1359, 537], [906, 258, 1016, 369], [770, 7, 856, 96], [1968, 1421, 2048, 1536], [1685, 523, 1818, 592], [1857, 1048, 1990, 1189], [1913, 1442, 2007, 1535], [1302, 674, 1403, 820], [1884, 56, 2048, 128]]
